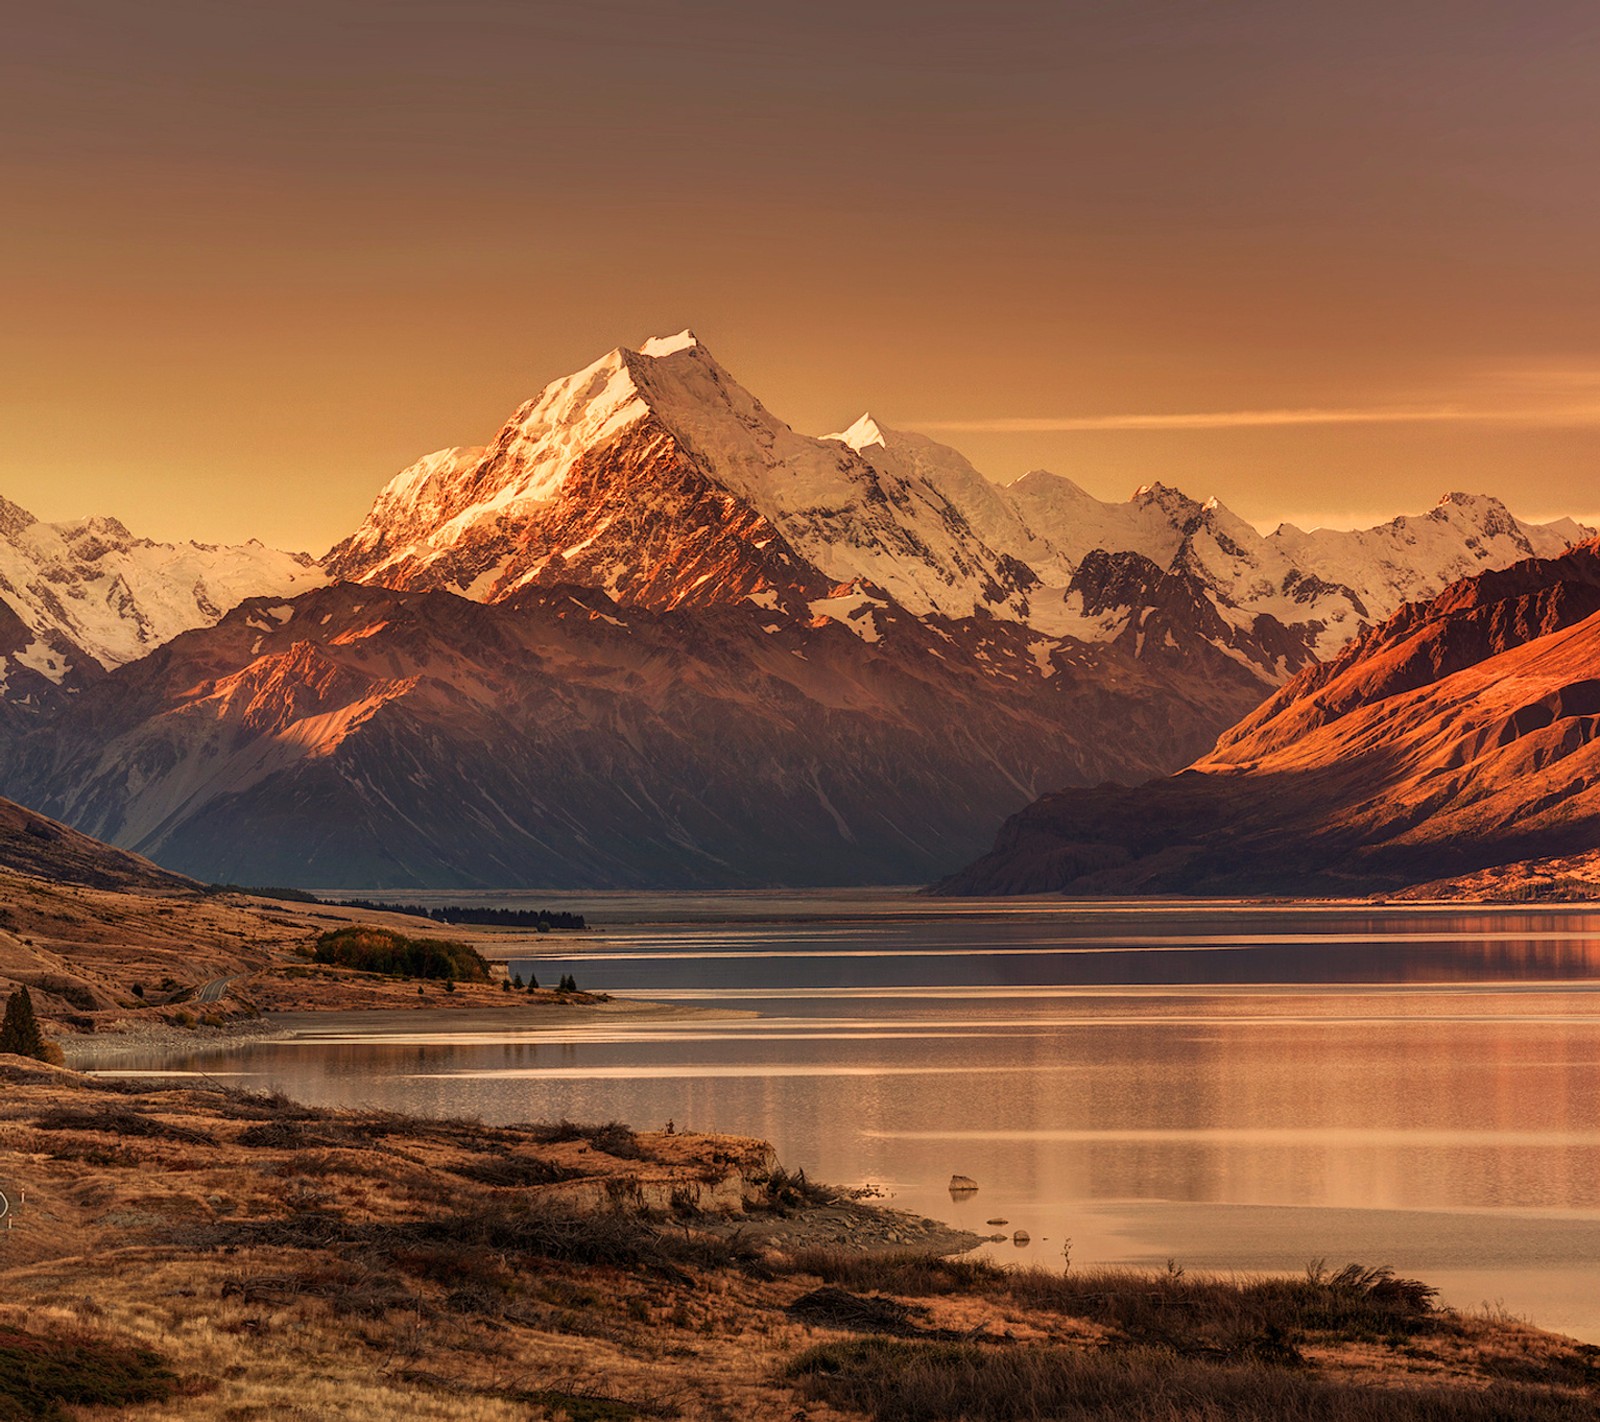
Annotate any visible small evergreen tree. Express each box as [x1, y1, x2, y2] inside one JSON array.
[[525, 973, 538, 992], [0, 987, 48, 1061], [512, 972, 524, 989]]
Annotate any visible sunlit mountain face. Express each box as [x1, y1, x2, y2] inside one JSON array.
[[941, 540, 1600, 897], [0, 334, 1589, 890]]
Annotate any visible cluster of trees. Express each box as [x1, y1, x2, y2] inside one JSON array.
[[1, 987, 62, 1064], [503, 971, 581, 993], [334, 901, 586, 931], [310, 927, 491, 983]]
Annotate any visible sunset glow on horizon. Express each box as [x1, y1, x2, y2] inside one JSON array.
[[6, 1, 1600, 550]]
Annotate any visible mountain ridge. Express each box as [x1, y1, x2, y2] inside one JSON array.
[[0, 577, 1267, 887], [0, 494, 323, 724], [936, 538, 1600, 896], [325, 333, 1592, 690], [1, 331, 1593, 890]]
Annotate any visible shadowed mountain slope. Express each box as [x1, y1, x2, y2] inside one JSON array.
[[0, 581, 1265, 888], [937, 541, 1600, 896], [0, 794, 192, 893]]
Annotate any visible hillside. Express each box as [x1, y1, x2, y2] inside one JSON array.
[[937, 541, 1600, 895], [0, 580, 1263, 888]]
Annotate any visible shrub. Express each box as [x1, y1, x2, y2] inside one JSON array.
[[310, 927, 490, 983], [0, 1325, 178, 1421], [447, 1154, 579, 1187], [33, 1105, 214, 1146], [787, 1338, 1600, 1422], [525, 1120, 646, 1159], [1004, 1260, 1440, 1347]]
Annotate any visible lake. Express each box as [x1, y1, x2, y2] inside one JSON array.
[[103, 893, 1600, 1343]]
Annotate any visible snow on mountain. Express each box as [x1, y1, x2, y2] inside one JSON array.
[[326, 333, 1040, 622], [996, 470, 1591, 666], [1267, 492, 1591, 638], [937, 538, 1600, 897], [323, 332, 1590, 686], [828, 414, 1066, 587], [0, 492, 324, 707]]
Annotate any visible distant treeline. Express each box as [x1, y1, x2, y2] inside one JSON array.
[[211, 884, 587, 929], [207, 883, 321, 903], [333, 899, 587, 931]]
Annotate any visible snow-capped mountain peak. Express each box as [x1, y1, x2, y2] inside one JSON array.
[[832, 413, 888, 451], [328, 336, 1045, 622], [637, 329, 701, 358], [322, 335, 1594, 687]]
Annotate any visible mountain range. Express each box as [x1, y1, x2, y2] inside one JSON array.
[[939, 539, 1600, 896], [0, 495, 320, 725], [0, 331, 1590, 888]]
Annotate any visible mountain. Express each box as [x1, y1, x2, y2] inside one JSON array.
[[324, 331, 1041, 624], [1, 332, 1590, 890], [0, 494, 323, 721], [0, 791, 190, 893], [936, 540, 1600, 896], [0, 580, 1264, 888], [1005, 479, 1588, 657], [323, 332, 1587, 689]]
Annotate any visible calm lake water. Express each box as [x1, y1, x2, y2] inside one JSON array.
[[106, 893, 1600, 1343]]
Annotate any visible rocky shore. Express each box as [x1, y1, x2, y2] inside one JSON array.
[[5, 1054, 1600, 1421]]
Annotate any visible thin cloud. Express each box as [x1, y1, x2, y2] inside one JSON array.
[[915, 400, 1600, 434]]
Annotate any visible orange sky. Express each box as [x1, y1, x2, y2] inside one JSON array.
[[5, 1, 1599, 551]]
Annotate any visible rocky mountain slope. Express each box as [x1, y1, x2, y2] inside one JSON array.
[[937, 541, 1600, 896], [0, 579, 1267, 888], [0, 493, 322, 722], [1, 332, 1590, 889], [327, 333, 1588, 689]]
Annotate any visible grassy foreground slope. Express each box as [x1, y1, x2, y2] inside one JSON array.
[[3, 1060, 1598, 1421]]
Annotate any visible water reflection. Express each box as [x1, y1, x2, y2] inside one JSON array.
[[104, 899, 1600, 1341]]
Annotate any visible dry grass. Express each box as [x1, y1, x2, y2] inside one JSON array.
[[3, 1059, 1599, 1420], [788, 1337, 1600, 1421], [0, 873, 601, 1040]]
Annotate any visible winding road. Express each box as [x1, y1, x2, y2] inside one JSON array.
[[193, 973, 248, 1003]]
